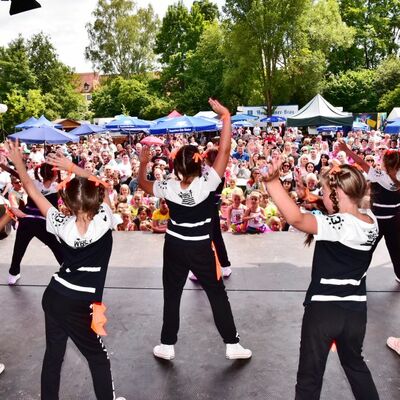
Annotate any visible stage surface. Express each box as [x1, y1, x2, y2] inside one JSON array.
[[0, 231, 399, 400]]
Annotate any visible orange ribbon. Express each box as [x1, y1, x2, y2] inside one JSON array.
[[192, 153, 203, 163], [4, 205, 17, 221], [91, 302, 107, 336], [88, 175, 110, 189], [211, 241, 222, 281], [57, 174, 72, 191], [352, 163, 364, 172], [329, 165, 341, 175]]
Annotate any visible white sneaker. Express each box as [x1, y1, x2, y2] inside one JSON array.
[[226, 343, 252, 360], [115, 397, 126, 400], [0, 363, 4, 375], [188, 271, 198, 281], [387, 337, 400, 355], [222, 267, 232, 278], [8, 274, 20, 285], [153, 344, 175, 360]]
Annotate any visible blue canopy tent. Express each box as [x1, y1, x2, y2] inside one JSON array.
[[232, 120, 254, 128], [260, 115, 286, 123], [105, 116, 153, 132], [15, 116, 38, 130], [28, 115, 63, 129], [69, 123, 107, 136], [231, 114, 259, 122], [8, 126, 78, 144], [149, 116, 217, 134], [385, 120, 400, 135]]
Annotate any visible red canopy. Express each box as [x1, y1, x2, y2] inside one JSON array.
[[167, 110, 182, 118]]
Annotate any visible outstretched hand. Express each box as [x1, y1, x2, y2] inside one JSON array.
[[5, 140, 23, 168], [208, 98, 230, 117], [139, 145, 152, 164], [46, 152, 74, 172], [261, 154, 283, 182]]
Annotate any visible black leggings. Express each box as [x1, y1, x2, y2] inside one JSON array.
[[9, 218, 63, 276], [161, 238, 238, 345], [295, 303, 379, 400], [371, 214, 400, 279], [41, 287, 115, 400]]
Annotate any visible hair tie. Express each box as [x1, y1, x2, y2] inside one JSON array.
[[57, 175, 73, 191], [192, 153, 203, 163], [88, 175, 110, 189], [329, 165, 341, 175]]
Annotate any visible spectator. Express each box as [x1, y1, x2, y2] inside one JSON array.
[[152, 198, 169, 233]]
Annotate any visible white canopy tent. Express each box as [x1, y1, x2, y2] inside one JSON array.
[[387, 107, 400, 122]]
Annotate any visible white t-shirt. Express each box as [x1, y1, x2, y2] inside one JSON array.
[[153, 167, 221, 207], [46, 203, 118, 248], [314, 209, 378, 251], [367, 167, 398, 191]]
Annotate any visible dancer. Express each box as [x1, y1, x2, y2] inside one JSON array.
[[339, 141, 400, 282], [8, 162, 63, 285], [263, 157, 379, 400], [138, 99, 251, 361], [6, 140, 125, 400]]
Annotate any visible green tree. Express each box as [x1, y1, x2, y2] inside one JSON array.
[[322, 69, 378, 112], [85, 0, 159, 77], [89, 76, 171, 119], [178, 22, 226, 113], [329, 0, 400, 72], [378, 86, 400, 113], [155, 1, 220, 96], [223, 0, 353, 113]]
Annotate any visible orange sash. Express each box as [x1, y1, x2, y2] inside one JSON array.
[[91, 302, 107, 336]]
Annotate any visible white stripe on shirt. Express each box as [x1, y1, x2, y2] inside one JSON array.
[[320, 273, 367, 286], [311, 295, 366, 302], [77, 267, 101, 272], [53, 273, 96, 293], [170, 218, 212, 228], [166, 229, 210, 241], [372, 202, 400, 208], [376, 215, 394, 219]]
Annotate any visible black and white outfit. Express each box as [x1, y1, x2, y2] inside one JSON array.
[[153, 168, 239, 345], [296, 211, 380, 400], [41, 203, 118, 400], [9, 181, 63, 277], [368, 167, 400, 280]]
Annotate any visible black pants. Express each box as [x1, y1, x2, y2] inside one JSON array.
[[41, 287, 114, 400], [9, 218, 63, 276], [371, 214, 400, 279], [161, 237, 239, 345], [211, 208, 231, 268], [295, 303, 379, 400]]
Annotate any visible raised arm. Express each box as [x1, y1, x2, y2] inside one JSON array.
[[338, 140, 369, 173], [6, 140, 52, 217], [209, 99, 231, 177], [46, 152, 112, 209], [262, 156, 317, 234], [138, 146, 155, 196]]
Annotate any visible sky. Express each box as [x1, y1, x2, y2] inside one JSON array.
[[0, 0, 225, 72]]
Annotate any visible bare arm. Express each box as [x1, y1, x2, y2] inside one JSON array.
[[209, 99, 231, 177], [5, 140, 52, 217], [338, 140, 369, 173], [263, 156, 317, 234], [138, 146, 155, 196], [46, 152, 112, 209]]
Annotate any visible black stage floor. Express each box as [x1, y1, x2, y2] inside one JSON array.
[[0, 232, 399, 400]]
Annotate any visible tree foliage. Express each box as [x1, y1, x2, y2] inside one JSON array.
[[329, 0, 400, 72], [89, 76, 172, 120], [85, 0, 159, 78], [0, 33, 85, 132]]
